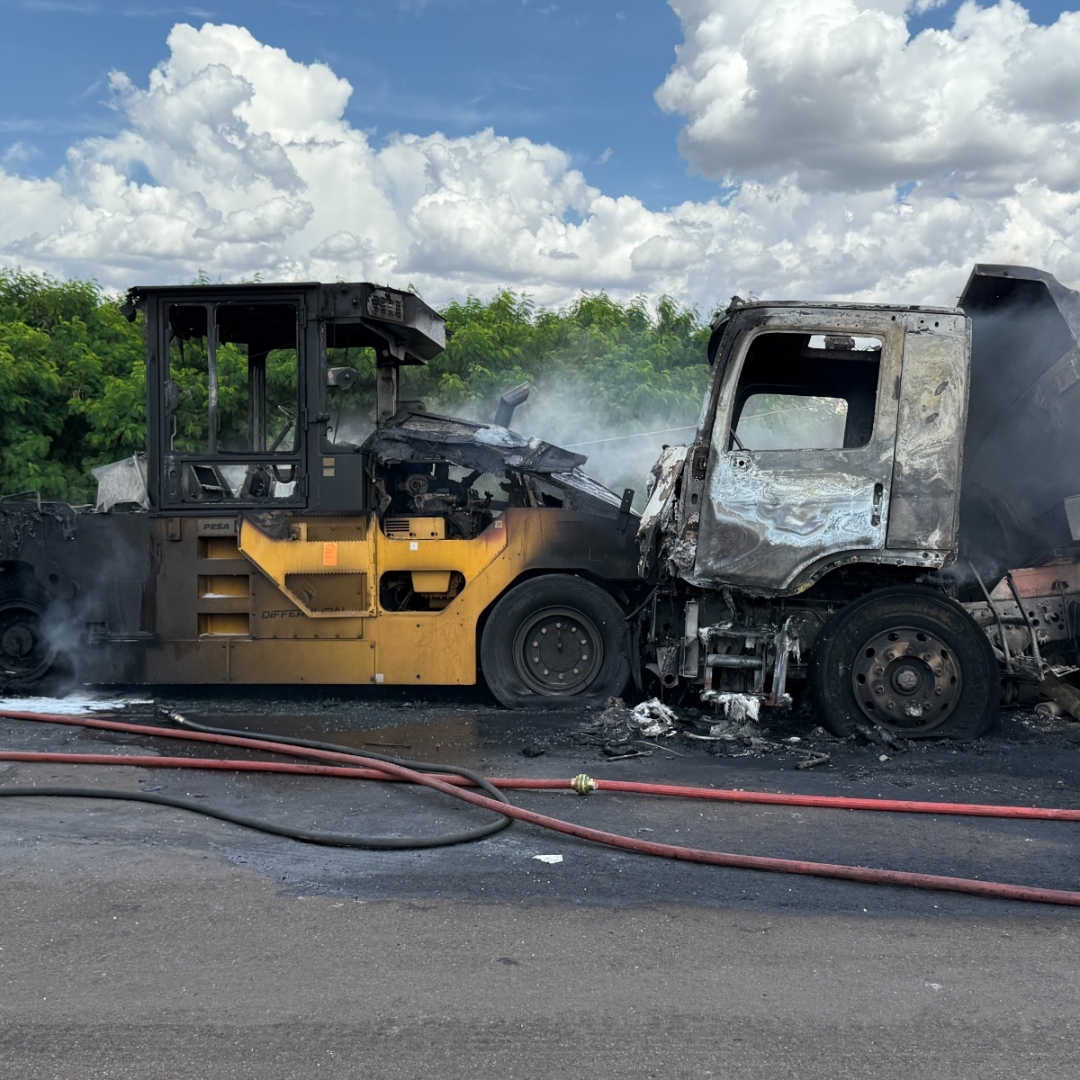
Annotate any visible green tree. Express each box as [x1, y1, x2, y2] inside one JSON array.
[[0, 270, 145, 502], [0, 273, 714, 503]]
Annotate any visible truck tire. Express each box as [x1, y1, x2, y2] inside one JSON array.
[[481, 575, 629, 708], [808, 585, 1000, 740], [0, 579, 56, 683]]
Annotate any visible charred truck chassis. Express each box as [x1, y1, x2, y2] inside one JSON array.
[[0, 282, 641, 705], [638, 265, 1080, 738]]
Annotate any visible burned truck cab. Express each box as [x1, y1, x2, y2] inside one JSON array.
[[0, 280, 640, 701], [643, 268, 1080, 739], [660, 301, 968, 592], [640, 297, 997, 736]]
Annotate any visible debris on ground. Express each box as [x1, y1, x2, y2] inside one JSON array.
[[570, 692, 1080, 772], [578, 697, 680, 756], [853, 721, 905, 751], [631, 698, 680, 737], [577, 696, 837, 764], [700, 691, 761, 723], [1036, 701, 1064, 719], [703, 715, 771, 750]]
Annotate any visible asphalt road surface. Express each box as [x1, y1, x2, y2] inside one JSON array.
[[2, 688, 1080, 1079]]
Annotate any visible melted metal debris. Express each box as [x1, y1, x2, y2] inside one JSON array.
[[579, 697, 678, 756], [631, 698, 681, 737], [700, 691, 761, 723], [577, 696, 838, 762]]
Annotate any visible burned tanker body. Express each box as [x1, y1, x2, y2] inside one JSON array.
[[0, 281, 640, 702], [639, 265, 1080, 738]]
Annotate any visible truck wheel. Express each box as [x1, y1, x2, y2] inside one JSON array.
[[0, 587, 55, 683], [481, 575, 629, 708], [808, 586, 999, 740]]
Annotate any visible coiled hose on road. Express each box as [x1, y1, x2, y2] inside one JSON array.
[[2, 706, 1080, 907]]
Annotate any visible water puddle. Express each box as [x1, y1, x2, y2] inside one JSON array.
[[209, 711, 483, 762]]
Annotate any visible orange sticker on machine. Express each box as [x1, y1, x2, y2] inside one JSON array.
[[322, 542, 339, 567]]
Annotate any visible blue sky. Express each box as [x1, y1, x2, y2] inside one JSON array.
[[1, 0, 1072, 211], [0, 1, 703, 206], [1, 1, 1079, 311]]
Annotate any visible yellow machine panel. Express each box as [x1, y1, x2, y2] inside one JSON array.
[[240, 515, 378, 618], [231, 512, 526, 686]]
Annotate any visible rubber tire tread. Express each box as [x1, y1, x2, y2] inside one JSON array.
[[807, 585, 1000, 740], [0, 571, 54, 683], [481, 574, 629, 709]]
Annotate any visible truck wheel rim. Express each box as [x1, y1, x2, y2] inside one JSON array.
[[851, 626, 961, 732], [512, 606, 603, 696], [0, 605, 52, 680]]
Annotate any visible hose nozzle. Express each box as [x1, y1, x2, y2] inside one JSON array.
[[156, 706, 188, 727]]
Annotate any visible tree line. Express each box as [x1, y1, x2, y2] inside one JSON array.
[[0, 269, 714, 504]]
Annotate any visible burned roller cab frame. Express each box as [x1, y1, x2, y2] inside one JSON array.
[[640, 266, 1080, 739], [0, 281, 641, 703]]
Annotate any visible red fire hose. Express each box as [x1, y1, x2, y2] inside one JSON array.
[[2, 707, 1079, 907]]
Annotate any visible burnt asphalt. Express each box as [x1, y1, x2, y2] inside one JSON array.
[[2, 689, 1080, 1077]]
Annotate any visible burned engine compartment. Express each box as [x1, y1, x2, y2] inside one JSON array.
[[364, 409, 632, 542]]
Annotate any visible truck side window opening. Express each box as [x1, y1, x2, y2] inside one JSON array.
[[738, 393, 849, 451], [729, 331, 882, 451]]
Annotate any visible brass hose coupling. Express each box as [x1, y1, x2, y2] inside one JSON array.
[[570, 773, 597, 795]]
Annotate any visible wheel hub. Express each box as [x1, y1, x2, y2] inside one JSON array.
[[513, 606, 603, 696], [2, 624, 34, 658], [851, 626, 961, 730], [0, 607, 50, 679]]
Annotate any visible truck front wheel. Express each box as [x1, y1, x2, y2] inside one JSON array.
[[481, 575, 630, 708], [808, 586, 1000, 740]]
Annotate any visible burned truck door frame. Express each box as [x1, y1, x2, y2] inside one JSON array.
[[687, 309, 906, 594]]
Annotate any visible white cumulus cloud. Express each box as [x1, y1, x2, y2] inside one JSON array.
[[0, 7, 1078, 313], [656, 0, 1080, 196]]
